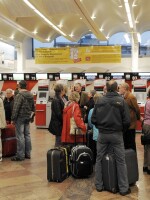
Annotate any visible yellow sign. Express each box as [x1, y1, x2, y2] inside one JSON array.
[[35, 46, 121, 64]]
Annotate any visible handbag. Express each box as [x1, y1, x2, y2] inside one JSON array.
[[70, 104, 83, 135]]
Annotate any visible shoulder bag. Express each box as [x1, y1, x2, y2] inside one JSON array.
[[70, 104, 83, 135]]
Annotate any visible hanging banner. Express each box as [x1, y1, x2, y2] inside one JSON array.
[[35, 46, 121, 64], [94, 79, 106, 91]]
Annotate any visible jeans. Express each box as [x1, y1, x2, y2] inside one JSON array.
[[95, 132, 129, 193], [15, 119, 32, 159]]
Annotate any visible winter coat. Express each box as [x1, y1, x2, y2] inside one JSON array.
[[92, 92, 130, 133], [48, 96, 64, 136], [79, 92, 88, 118], [3, 96, 14, 122], [124, 91, 140, 129], [0, 98, 6, 129], [11, 90, 35, 123], [61, 102, 86, 143], [84, 97, 95, 123]]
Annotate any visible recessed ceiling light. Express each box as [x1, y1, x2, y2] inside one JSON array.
[[58, 24, 63, 29], [32, 30, 38, 35], [46, 37, 50, 42], [118, 5, 123, 7], [80, 17, 82, 20], [135, 20, 139, 23], [10, 35, 14, 40], [99, 27, 104, 32], [124, 21, 127, 24], [69, 33, 74, 37], [91, 16, 96, 20], [132, 4, 137, 7]]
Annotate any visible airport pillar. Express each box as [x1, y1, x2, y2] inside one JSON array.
[[131, 34, 139, 72], [16, 37, 32, 72]]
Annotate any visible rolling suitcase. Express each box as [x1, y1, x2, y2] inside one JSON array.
[[102, 153, 118, 193], [70, 145, 93, 178], [86, 130, 97, 164], [70, 128, 93, 178], [47, 146, 70, 182], [125, 149, 139, 185], [1, 124, 17, 157], [102, 149, 139, 193]]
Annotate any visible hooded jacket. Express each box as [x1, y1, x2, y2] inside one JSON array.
[[91, 92, 130, 133], [11, 90, 35, 122], [61, 102, 86, 144]]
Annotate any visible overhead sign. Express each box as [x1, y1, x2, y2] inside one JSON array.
[[35, 46, 121, 64]]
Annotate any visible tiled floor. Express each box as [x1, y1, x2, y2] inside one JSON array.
[[0, 124, 150, 200]]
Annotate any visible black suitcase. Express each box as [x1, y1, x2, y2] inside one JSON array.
[[70, 145, 93, 178], [102, 153, 118, 193], [102, 149, 139, 193], [86, 130, 97, 164], [125, 149, 139, 185], [47, 146, 70, 182]]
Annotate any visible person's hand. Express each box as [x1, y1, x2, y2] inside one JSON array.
[[84, 106, 87, 110]]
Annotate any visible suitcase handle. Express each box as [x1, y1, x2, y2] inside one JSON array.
[[74, 127, 85, 146]]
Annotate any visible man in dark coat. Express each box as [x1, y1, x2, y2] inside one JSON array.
[[92, 80, 131, 196]]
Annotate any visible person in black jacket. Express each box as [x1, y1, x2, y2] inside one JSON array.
[[48, 84, 65, 147], [91, 80, 131, 196], [84, 90, 96, 123], [3, 88, 14, 123]]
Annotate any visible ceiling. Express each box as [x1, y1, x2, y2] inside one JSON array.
[[0, 0, 150, 47]]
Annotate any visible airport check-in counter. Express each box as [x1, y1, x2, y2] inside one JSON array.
[[35, 91, 51, 128]]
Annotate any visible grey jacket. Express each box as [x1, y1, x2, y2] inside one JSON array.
[[11, 90, 35, 122]]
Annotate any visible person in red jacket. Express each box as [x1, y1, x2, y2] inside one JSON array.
[[61, 91, 86, 144]]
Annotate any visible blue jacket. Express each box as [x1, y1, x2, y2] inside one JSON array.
[[88, 108, 99, 141]]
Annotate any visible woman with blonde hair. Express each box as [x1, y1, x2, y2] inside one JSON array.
[[61, 91, 86, 144]]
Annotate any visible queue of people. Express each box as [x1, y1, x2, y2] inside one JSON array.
[[48, 81, 149, 196]]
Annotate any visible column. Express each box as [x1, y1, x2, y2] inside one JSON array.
[[131, 34, 139, 72], [16, 37, 32, 72]]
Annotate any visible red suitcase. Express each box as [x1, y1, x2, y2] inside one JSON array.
[[1, 124, 17, 157]]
